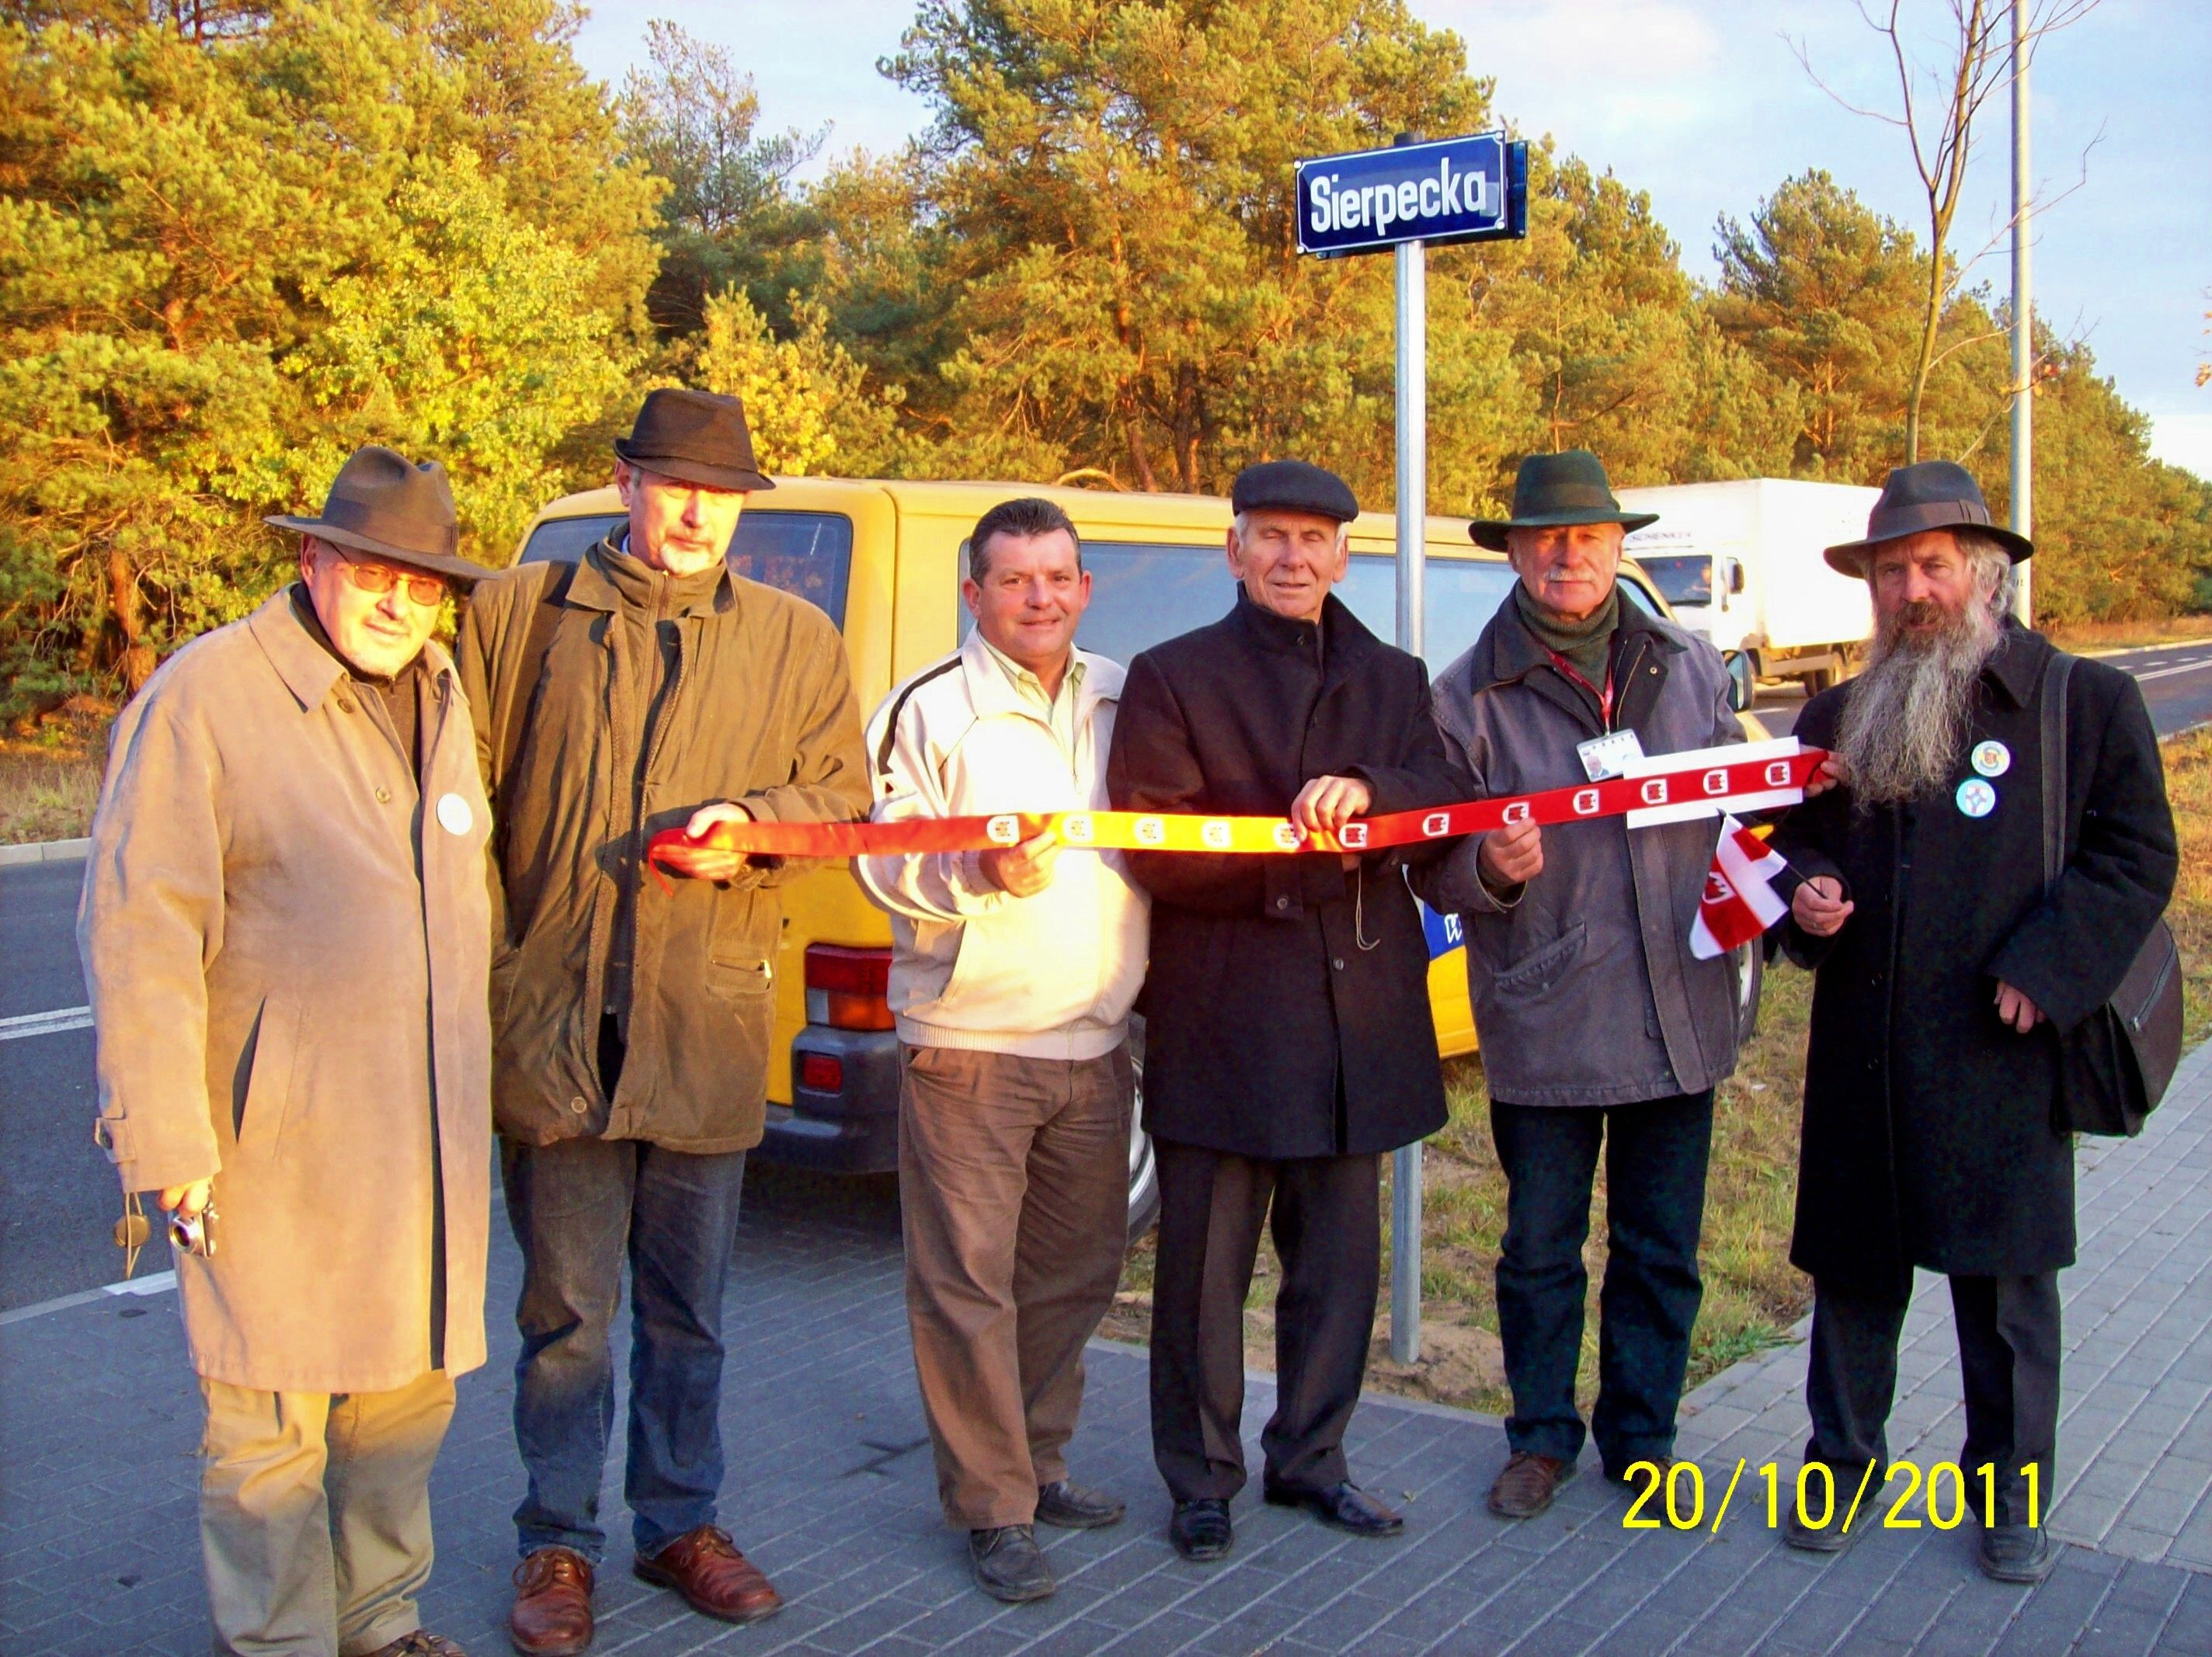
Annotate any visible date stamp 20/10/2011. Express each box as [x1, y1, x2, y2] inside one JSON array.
[[1619, 1460, 2042, 1534]]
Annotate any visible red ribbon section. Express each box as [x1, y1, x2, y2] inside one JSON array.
[[645, 745, 1828, 889]]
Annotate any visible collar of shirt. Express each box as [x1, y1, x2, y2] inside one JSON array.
[[976, 632, 1083, 717]]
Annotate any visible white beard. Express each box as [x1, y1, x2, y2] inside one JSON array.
[[1835, 596, 2002, 807]]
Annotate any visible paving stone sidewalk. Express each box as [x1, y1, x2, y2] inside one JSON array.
[[5, 1044, 2210, 1655]]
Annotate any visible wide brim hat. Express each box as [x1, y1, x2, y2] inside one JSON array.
[[266, 445, 492, 584], [614, 387, 777, 493], [1824, 459, 2032, 575], [1469, 450, 1656, 551]]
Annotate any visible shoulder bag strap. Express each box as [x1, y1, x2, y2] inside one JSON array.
[[2038, 649, 2075, 893]]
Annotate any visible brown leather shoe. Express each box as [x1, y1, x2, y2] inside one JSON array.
[[509, 1548, 593, 1657], [369, 1634, 468, 1657], [634, 1525, 784, 1625], [1487, 1451, 1576, 1519]]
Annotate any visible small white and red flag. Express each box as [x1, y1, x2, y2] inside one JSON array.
[[1689, 815, 1790, 960]]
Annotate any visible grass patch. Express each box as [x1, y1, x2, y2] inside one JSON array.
[[2044, 615, 2212, 654], [1105, 726, 2212, 1422], [0, 742, 102, 845]]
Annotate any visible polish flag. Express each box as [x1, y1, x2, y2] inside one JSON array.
[[1689, 815, 1789, 960]]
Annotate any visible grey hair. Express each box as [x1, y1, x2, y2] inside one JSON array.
[[1951, 528, 2017, 617]]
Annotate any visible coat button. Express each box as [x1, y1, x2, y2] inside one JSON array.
[[1333, 957, 1345, 971], [337, 696, 356, 714], [375, 786, 391, 804], [569, 1096, 587, 1114], [1275, 896, 1290, 910]]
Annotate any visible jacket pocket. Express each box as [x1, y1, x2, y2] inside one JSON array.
[[237, 998, 301, 1159], [706, 956, 774, 1002], [1492, 922, 1588, 998]]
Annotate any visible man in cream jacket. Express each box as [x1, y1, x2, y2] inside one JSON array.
[[857, 497, 1147, 1605]]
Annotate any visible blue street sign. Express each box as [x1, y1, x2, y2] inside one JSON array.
[[1295, 133, 1528, 259]]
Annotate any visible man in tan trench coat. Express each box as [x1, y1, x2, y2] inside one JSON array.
[[79, 446, 497, 1657]]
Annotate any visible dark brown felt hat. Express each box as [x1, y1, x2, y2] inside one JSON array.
[[613, 387, 776, 492], [266, 446, 491, 584], [1824, 460, 2032, 575]]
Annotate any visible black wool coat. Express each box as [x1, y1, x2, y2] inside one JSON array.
[[1772, 624, 2175, 1292], [1107, 590, 1473, 1161]]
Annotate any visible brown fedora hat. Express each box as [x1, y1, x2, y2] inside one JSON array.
[[266, 446, 492, 584], [1824, 460, 2032, 576], [613, 387, 777, 493], [1469, 450, 1657, 551]]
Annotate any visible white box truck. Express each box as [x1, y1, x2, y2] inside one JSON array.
[[1617, 478, 1882, 710]]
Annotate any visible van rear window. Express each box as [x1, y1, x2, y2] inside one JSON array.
[[518, 510, 853, 629], [967, 541, 1518, 675]]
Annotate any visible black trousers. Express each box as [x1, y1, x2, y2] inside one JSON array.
[[1149, 1142, 1379, 1501], [1805, 1271, 2061, 1527], [1490, 1091, 1713, 1472]]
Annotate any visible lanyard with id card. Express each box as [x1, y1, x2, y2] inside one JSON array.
[[1577, 727, 1644, 781]]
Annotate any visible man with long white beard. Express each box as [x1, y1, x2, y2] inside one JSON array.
[[1769, 460, 2175, 1584]]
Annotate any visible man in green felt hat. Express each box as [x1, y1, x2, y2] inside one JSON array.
[[1417, 449, 1748, 1520]]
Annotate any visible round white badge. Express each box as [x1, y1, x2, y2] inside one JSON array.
[[1970, 739, 2012, 778], [1955, 778, 1997, 819], [436, 792, 474, 836]]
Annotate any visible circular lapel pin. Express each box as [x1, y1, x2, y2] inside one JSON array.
[[1955, 777, 1997, 819], [1970, 739, 2011, 778], [436, 792, 474, 835]]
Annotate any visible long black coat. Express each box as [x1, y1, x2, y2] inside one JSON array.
[[1772, 624, 2175, 1292], [1107, 591, 1472, 1160]]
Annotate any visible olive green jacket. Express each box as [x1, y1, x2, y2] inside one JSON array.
[[457, 543, 868, 1152]]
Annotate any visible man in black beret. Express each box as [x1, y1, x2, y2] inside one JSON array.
[[461, 390, 869, 1652], [1108, 459, 1471, 1562]]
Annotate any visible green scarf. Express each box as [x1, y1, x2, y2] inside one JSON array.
[[1515, 582, 1619, 685]]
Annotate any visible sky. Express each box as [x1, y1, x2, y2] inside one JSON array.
[[569, 0, 2212, 481]]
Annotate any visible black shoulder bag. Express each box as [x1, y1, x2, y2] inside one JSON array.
[[2039, 650, 2184, 1136]]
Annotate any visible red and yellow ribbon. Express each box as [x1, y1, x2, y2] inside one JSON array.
[[646, 744, 1828, 886]]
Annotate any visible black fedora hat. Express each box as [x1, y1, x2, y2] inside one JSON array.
[[266, 446, 491, 584], [614, 387, 777, 493], [1824, 460, 2032, 575], [1469, 450, 1657, 551]]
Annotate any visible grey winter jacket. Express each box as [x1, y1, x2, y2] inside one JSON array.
[[1415, 592, 1746, 1106]]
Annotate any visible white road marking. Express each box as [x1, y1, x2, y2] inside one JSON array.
[[2133, 658, 2212, 684], [0, 1005, 92, 1041]]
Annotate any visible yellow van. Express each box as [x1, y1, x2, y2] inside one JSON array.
[[511, 478, 1753, 1229]]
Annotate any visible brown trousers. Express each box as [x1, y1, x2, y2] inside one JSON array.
[[899, 1041, 1133, 1529]]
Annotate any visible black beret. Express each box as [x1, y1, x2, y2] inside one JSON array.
[[1230, 459, 1359, 524]]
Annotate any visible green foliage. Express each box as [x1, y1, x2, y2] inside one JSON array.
[[4, 0, 2205, 719], [0, 0, 658, 717]]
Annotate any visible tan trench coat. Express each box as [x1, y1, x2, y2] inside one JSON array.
[[78, 591, 493, 1395], [459, 545, 868, 1153]]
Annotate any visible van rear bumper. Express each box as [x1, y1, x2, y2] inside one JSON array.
[[758, 1027, 902, 1173]]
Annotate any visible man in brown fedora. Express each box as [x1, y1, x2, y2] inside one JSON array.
[[459, 389, 868, 1652], [1417, 449, 1747, 1522], [1772, 460, 2175, 1582], [80, 445, 496, 1656]]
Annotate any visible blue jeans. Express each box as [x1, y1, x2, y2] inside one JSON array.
[[503, 1135, 748, 1561], [1490, 1091, 1712, 1473]]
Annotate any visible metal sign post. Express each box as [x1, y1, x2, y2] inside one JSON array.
[[1391, 221, 1426, 1364], [2009, 3, 2033, 624], [1295, 130, 1527, 1363]]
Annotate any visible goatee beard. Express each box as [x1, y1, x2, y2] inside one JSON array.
[[1835, 596, 2002, 807]]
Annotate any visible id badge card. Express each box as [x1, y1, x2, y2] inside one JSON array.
[[1576, 728, 1644, 781]]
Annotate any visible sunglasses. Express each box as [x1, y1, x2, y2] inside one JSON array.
[[330, 551, 447, 606]]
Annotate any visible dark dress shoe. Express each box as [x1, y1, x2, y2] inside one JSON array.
[[1264, 1480, 1405, 1537], [1779, 1465, 1872, 1555], [1169, 1498, 1233, 1561], [969, 1525, 1056, 1602], [634, 1526, 784, 1624], [1036, 1478, 1125, 1530], [368, 1634, 468, 1657], [1487, 1452, 1575, 1519], [1978, 1523, 2057, 1583], [510, 1548, 593, 1657]]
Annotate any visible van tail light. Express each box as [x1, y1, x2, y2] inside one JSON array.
[[798, 1051, 846, 1093], [804, 944, 895, 1032]]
